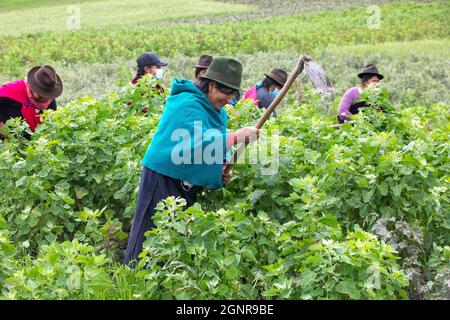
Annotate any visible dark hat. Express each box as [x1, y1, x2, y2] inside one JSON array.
[[136, 52, 168, 68], [265, 68, 288, 87], [200, 57, 243, 91], [357, 64, 384, 80], [195, 55, 213, 69], [27, 65, 63, 99]]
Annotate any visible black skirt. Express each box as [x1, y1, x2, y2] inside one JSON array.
[[123, 166, 201, 264]]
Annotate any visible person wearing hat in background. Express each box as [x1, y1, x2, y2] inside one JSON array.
[[240, 68, 288, 117], [194, 54, 213, 81], [337, 64, 384, 124], [124, 57, 260, 264], [0, 65, 63, 137], [132, 52, 168, 94]]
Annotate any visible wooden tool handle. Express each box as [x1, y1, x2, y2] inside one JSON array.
[[223, 54, 310, 175]]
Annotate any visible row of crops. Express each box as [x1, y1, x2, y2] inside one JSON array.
[[1, 2, 448, 79], [0, 77, 448, 299]]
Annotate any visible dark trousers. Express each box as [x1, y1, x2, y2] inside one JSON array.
[[123, 167, 200, 264]]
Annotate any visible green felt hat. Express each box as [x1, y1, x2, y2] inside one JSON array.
[[200, 57, 242, 91]]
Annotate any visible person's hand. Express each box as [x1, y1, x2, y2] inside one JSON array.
[[222, 168, 233, 185], [235, 127, 260, 144]]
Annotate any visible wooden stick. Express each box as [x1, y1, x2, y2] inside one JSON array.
[[223, 54, 310, 174], [330, 121, 355, 129]]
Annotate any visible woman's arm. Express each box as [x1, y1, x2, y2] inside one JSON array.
[[338, 87, 359, 121], [222, 127, 259, 185], [226, 127, 260, 151], [226, 132, 237, 150]]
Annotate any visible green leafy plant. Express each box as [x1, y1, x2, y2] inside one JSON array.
[[134, 197, 409, 300], [3, 240, 113, 300], [0, 64, 447, 299], [421, 245, 450, 300], [0, 77, 165, 258]]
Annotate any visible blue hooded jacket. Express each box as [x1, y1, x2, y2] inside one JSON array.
[[142, 79, 228, 189]]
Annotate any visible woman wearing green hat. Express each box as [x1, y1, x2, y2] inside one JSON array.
[[338, 64, 384, 123], [124, 57, 260, 264]]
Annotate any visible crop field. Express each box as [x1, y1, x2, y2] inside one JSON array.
[[0, 0, 449, 301], [0, 0, 255, 36]]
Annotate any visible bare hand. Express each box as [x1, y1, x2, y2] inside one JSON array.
[[235, 127, 260, 144], [222, 169, 233, 185]]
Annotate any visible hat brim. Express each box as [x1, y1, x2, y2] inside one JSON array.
[[195, 65, 209, 69], [27, 66, 63, 99], [264, 73, 285, 87], [200, 74, 241, 92], [155, 61, 168, 67], [357, 72, 384, 80]]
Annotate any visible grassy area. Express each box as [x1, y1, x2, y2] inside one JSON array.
[[0, 0, 95, 10], [164, 0, 444, 25], [0, 1, 448, 79], [322, 38, 450, 58], [214, 0, 442, 17], [4, 38, 444, 116], [0, 0, 255, 36], [167, 39, 450, 108], [1, 0, 436, 17], [0, 1, 448, 107], [313, 39, 450, 110]]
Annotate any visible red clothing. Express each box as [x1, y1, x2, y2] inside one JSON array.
[[0, 80, 45, 132], [242, 85, 259, 106]]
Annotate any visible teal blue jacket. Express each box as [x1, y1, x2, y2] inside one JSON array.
[[142, 79, 228, 189]]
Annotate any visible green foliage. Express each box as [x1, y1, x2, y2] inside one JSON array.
[[201, 88, 449, 298], [0, 0, 93, 11], [3, 240, 114, 299], [133, 197, 409, 299], [0, 0, 254, 36], [0, 76, 165, 257], [138, 197, 270, 299], [0, 67, 448, 300], [0, 2, 448, 79], [217, 91, 449, 233], [0, 214, 16, 290], [225, 99, 264, 130], [317, 38, 450, 108], [422, 245, 450, 299], [263, 226, 409, 300]]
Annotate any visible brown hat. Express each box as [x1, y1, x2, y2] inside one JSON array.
[[357, 64, 384, 80], [265, 68, 288, 87], [27, 65, 63, 98], [195, 55, 213, 69]]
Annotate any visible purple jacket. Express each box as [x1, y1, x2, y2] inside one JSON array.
[[338, 87, 361, 123]]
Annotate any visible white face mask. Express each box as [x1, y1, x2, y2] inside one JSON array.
[[154, 68, 164, 80]]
